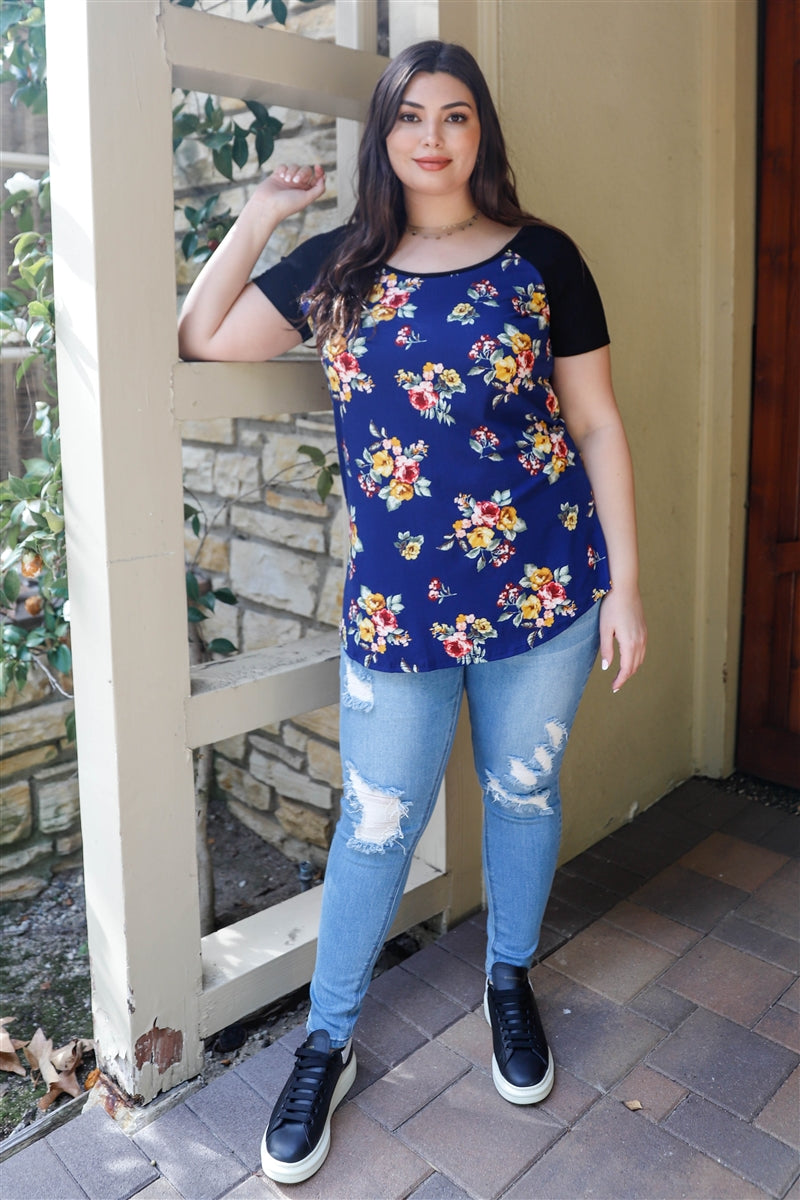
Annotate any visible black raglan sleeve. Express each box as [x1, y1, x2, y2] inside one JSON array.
[[252, 226, 344, 342], [515, 224, 610, 357]]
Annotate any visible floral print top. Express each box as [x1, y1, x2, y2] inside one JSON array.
[[255, 224, 612, 672]]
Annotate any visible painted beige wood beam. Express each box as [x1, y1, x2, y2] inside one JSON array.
[[172, 360, 329, 421], [160, 1, 385, 118], [186, 633, 340, 748], [47, 0, 202, 1101], [199, 860, 448, 1037]]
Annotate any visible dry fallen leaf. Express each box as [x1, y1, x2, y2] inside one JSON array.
[[0, 1017, 27, 1077], [84, 1067, 101, 1090], [623, 1099, 643, 1111], [24, 1027, 52, 1076]]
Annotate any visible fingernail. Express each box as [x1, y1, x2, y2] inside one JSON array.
[[612, 687, 619, 694], [601, 659, 609, 671]]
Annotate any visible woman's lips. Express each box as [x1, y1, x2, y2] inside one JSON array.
[[413, 157, 452, 171]]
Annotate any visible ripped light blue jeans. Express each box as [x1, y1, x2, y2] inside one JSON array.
[[309, 603, 600, 1046]]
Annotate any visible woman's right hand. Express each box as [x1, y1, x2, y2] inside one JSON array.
[[251, 163, 326, 222], [178, 163, 325, 362]]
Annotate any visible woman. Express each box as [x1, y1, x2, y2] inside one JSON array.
[[179, 40, 646, 1185]]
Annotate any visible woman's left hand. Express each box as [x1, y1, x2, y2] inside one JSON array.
[[599, 588, 647, 693]]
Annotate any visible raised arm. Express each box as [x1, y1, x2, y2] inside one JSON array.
[[177, 164, 326, 362], [553, 346, 647, 692]]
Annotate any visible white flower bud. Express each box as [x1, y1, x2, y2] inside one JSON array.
[[4, 171, 40, 197]]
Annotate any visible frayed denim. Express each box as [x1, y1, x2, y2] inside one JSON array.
[[309, 603, 600, 1046]]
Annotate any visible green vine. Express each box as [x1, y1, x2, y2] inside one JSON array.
[[0, 0, 337, 707]]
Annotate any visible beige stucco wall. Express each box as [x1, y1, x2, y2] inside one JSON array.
[[494, 0, 757, 857]]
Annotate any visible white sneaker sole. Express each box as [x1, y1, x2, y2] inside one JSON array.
[[260, 1050, 357, 1184], [484, 990, 555, 1105]]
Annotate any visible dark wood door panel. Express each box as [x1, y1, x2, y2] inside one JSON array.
[[736, 0, 800, 788]]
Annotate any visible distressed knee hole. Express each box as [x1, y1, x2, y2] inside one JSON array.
[[485, 772, 553, 814], [344, 764, 408, 853], [484, 718, 569, 816], [342, 659, 374, 711]]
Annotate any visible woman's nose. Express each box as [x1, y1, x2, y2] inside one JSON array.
[[421, 121, 443, 147]]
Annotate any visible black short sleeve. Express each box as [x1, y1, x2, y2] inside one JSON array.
[[252, 226, 345, 342], [512, 224, 610, 357]]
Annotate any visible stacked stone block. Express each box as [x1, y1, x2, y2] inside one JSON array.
[[0, 677, 81, 901]]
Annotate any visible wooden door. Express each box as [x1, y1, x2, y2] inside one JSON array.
[[736, 0, 800, 788]]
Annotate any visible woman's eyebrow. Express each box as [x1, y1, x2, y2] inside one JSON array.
[[399, 100, 474, 111]]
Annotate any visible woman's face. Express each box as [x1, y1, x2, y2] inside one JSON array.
[[385, 71, 481, 204]]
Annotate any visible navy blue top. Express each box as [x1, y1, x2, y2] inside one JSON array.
[[255, 223, 612, 672]]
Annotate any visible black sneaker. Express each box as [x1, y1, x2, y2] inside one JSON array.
[[260, 1029, 357, 1183], [484, 962, 554, 1104]]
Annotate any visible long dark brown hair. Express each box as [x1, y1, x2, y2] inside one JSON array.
[[305, 41, 543, 346]]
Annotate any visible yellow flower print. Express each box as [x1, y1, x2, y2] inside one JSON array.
[[395, 369, 413, 384], [509, 331, 532, 354], [431, 622, 448, 636], [388, 479, 414, 502], [450, 303, 475, 319], [400, 541, 421, 560], [497, 505, 518, 531], [372, 304, 398, 322], [550, 457, 566, 476], [364, 592, 386, 615], [358, 618, 376, 643], [439, 368, 462, 389], [527, 566, 554, 590], [326, 334, 347, 357], [422, 361, 438, 376], [327, 366, 341, 393], [473, 618, 494, 636], [533, 432, 551, 453], [467, 526, 494, 549], [371, 450, 394, 477], [520, 595, 542, 621], [493, 355, 517, 383]]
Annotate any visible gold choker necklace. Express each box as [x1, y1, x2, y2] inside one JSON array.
[[406, 212, 479, 239]]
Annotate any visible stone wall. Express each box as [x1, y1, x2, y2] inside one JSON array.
[[176, 0, 345, 871], [1, 0, 349, 900]]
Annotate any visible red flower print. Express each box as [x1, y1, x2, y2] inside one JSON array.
[[395, 324, 412, 346], [386, 289, 411, 309], [473, 500, 501, 526], [538, 580, 568, 608], [372, 607, 399, 635], [516, 349, 535, 376], [334, 352, 359, 379], [443, 632, 474, 659], [393, 456, 420, 484], [408, 386, 437, 412]]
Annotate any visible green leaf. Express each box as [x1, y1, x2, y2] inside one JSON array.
[[65, 708, 76, 741], [213, 587, 237, 605], [207, 638, 237, 656], [232, 126, 248, 169], [43, 511, 64, 533], [212, 144, 234, 180], [0, 4, 27, 36], [202, 590, 216, 612], [298, 443, 326, 467], [245, 100, 270, 125], [2, 570, 21, 604], [3, 625, 26, 645], [188, 605, 207, 623], [22, 456, 50, 477], [192, 514, 201, 536], [181, 230, 198, 260], [185, 571, 200, 602], [271, 0, 288, 24], [317, 467, 334, 501], [49, 642, 72, 675], [254, 127, 274, 166]]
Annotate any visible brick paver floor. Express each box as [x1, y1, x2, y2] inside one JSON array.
[[2, 778, 798, 1200]]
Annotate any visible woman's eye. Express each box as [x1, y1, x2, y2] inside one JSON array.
[[398, 112, 419, 123], [447, 112, 468, 123]]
